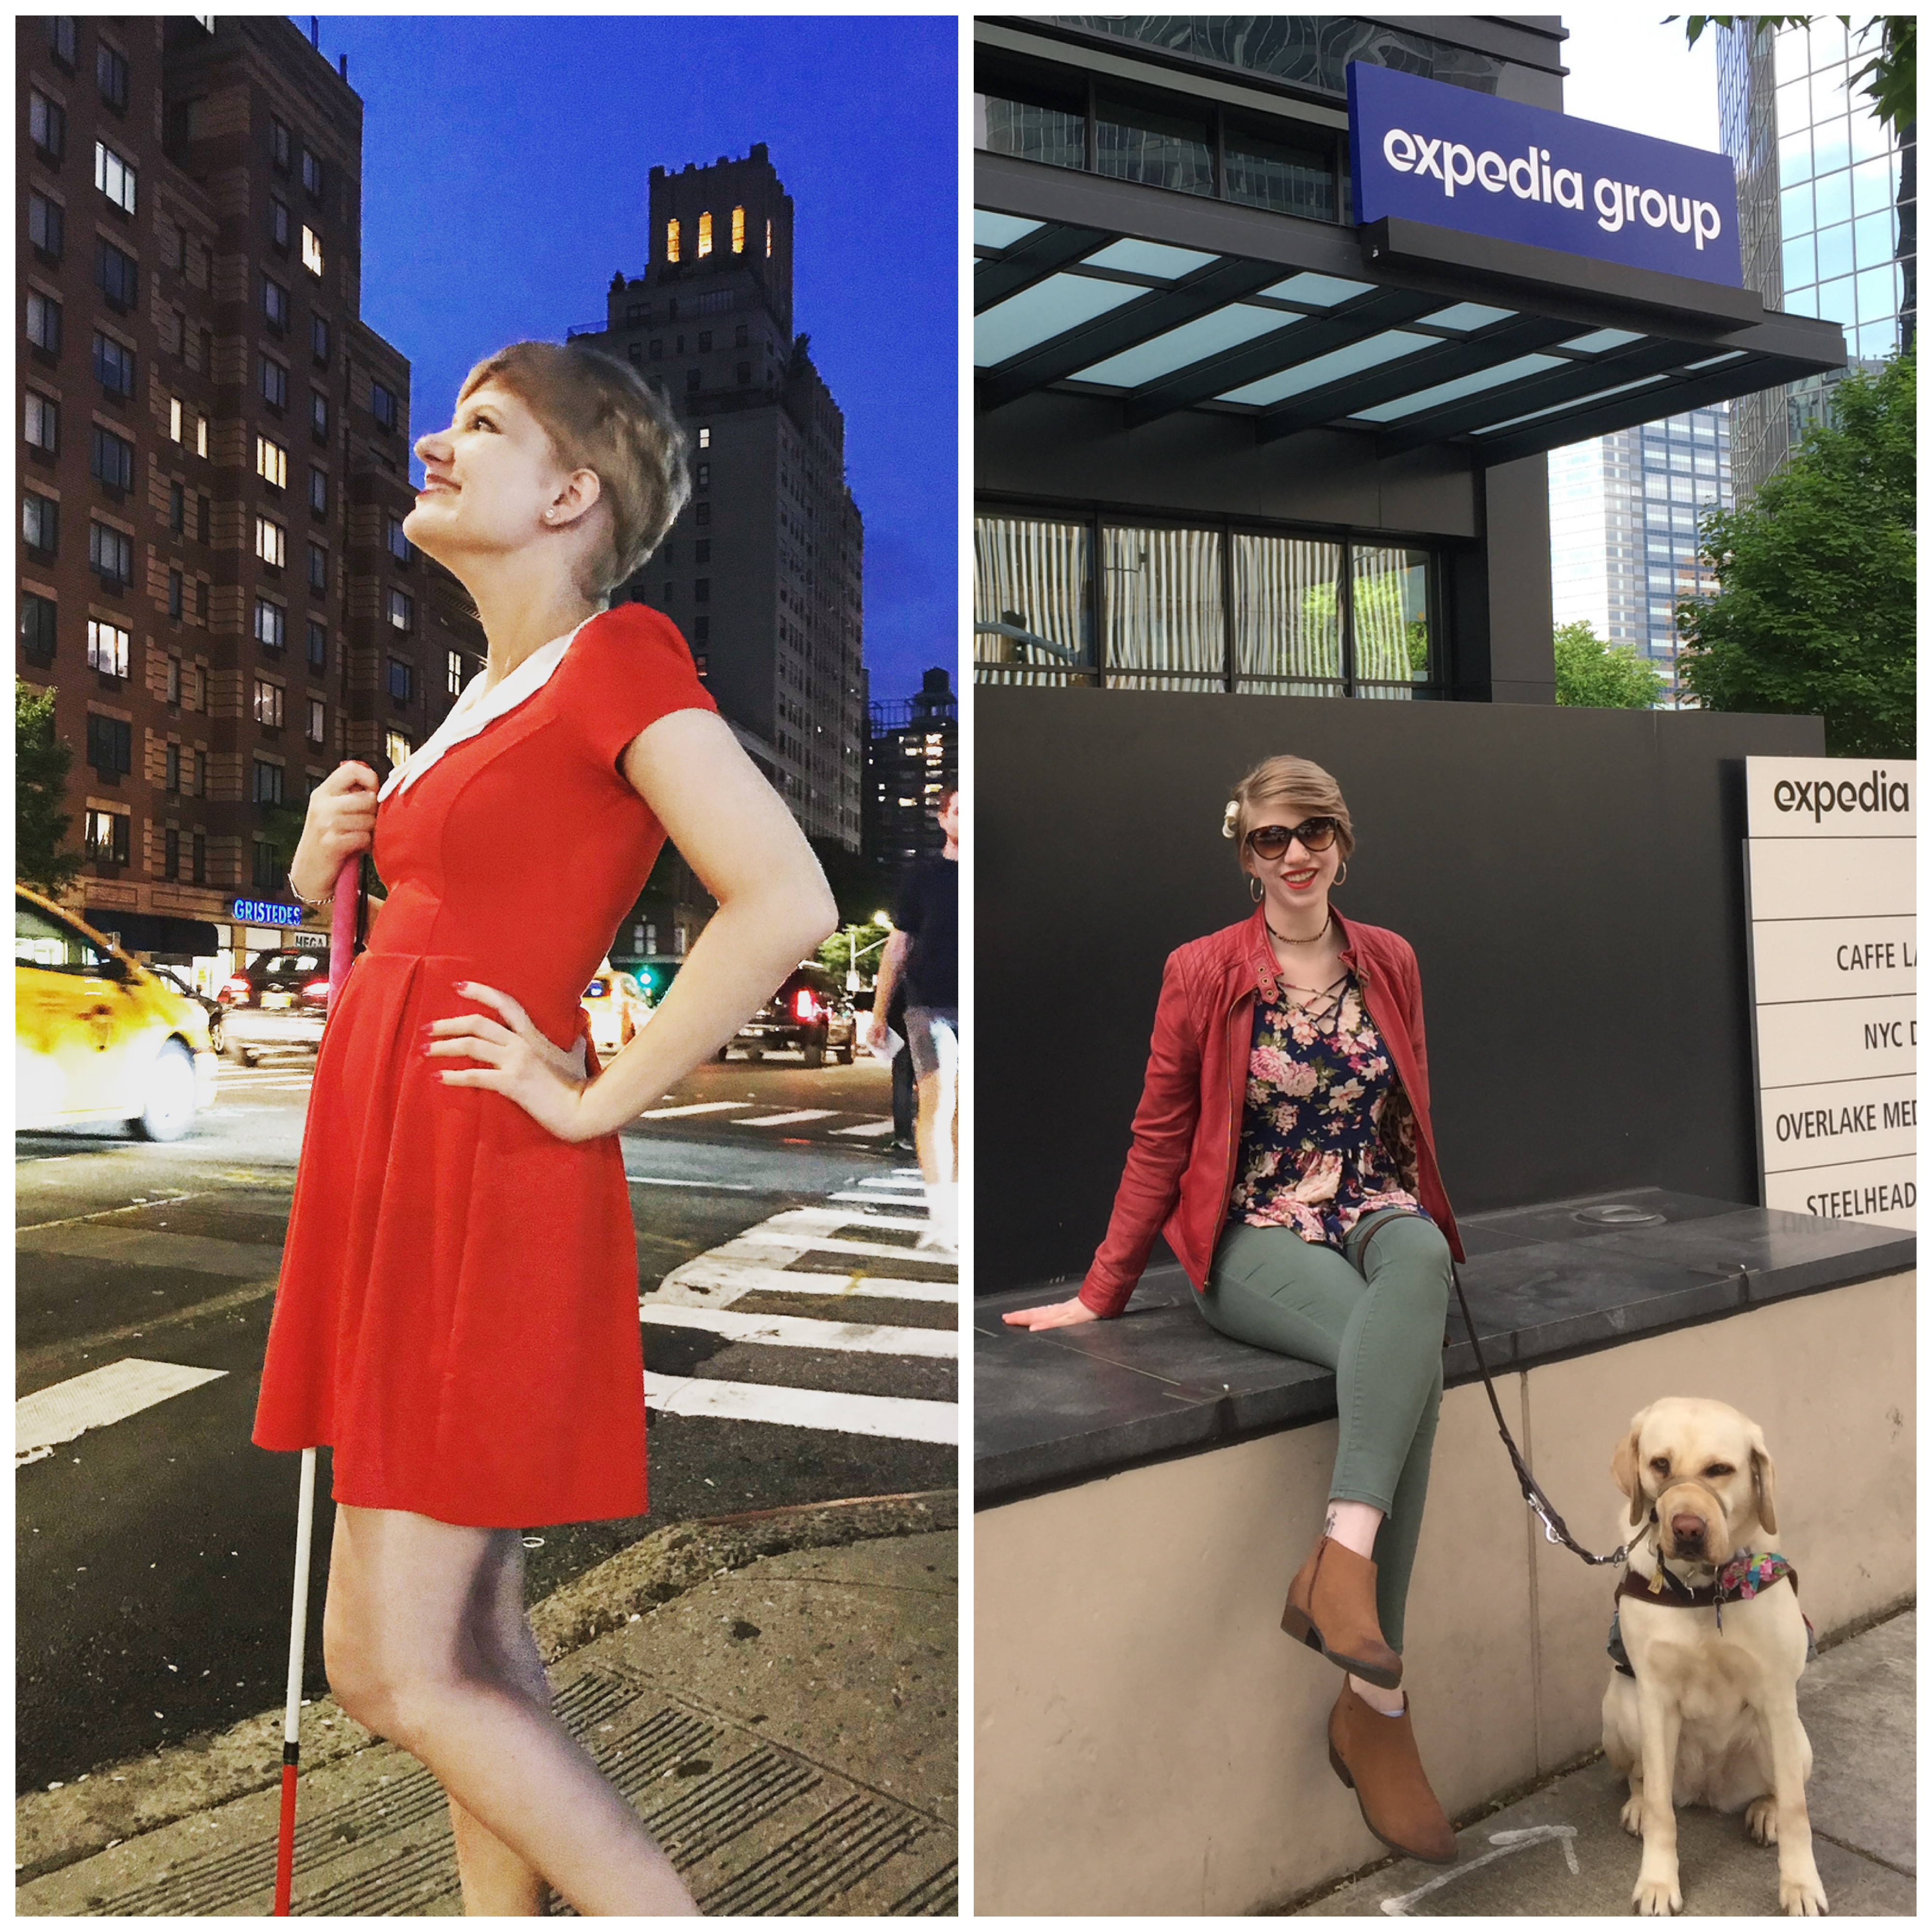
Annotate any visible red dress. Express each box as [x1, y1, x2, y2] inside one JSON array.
[[252, 605, 715, 1527]]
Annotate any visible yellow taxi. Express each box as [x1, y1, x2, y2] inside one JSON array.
[[581, 958, 652, 1061], [15, 885, 219, 1140]]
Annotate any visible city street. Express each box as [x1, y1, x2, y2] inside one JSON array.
[[16, 1042, 954, 1796]]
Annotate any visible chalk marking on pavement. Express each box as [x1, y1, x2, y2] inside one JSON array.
[[654, 1260, 956, 1307], [639, 1305, 955, 1357], [16, 1359, 229, 1464], [1378, 1825, 1580, 1915], [642, 1370, 956, 1444], [637, 1101, 755, 1120], [739, 1109, 839, 1127], [828, 1119, 896, 1138], [15, 1190, 209, 1234]]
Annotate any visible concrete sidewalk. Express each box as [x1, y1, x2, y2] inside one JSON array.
[[1296, 1607, 1913, 1917], [16, 1494, 956, 1917]]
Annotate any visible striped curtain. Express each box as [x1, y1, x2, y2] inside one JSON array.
[[974, 515, 1093, 687], [1102, 526, 1224, 691], [1232, 534, 1344, 694], [1351, 546, 1430, 692]]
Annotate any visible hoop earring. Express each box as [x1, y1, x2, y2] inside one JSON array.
[[1248, 876, 1264, 903], [1334, 860, 1348, 887]]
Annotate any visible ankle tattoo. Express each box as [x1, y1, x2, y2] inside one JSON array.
[[1324, 1508, 1339, 1540]]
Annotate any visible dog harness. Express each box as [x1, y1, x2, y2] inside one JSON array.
[[1608, 1549, 1817, 1676]]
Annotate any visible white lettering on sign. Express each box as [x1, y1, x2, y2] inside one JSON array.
[[1745, 757, 1916, 1231]]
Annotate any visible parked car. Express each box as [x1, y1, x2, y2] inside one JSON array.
[[150, 965, 228, 1056], [582, 958, 652, 1060], [723, 962, 858, 1067], [15, 886, 218, 1140], [217, 947, 332, 1064]]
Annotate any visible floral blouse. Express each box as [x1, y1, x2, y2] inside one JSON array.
[[1228, 968, 1432, 1251]]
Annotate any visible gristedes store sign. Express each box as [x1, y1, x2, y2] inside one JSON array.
[[1347, 62, 1744, 287], [1744, 758, 1916, 1231]]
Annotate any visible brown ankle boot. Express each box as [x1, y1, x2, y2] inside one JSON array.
[[1281, 1536, 1402, 1688], [1327, 1681, 1458, 1864]]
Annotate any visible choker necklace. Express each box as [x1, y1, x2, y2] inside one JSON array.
[[1266, 909, 1333, 946]]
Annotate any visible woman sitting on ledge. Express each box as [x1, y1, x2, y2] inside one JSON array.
[[1004, 753, 1464, 1867]]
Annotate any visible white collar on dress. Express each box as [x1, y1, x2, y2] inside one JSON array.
[[378, 617, 592, 800]]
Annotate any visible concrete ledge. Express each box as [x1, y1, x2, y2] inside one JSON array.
[[973, 1269, 1914, 1915]]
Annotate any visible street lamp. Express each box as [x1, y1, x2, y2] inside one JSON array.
[[846, 912, 891, 993]]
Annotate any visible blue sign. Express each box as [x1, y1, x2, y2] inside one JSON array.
[[231, 897, 304, 927], [1347, 63, 1743, 288]]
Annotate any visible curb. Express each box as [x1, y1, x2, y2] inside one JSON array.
[[15, 1489, 957, 1887]]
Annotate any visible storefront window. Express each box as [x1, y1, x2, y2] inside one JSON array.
[[1232, 535, 1344, 694], [1094, 94, 1215, 198], [974, 514, 1095, 686], [1103, 526, 1224, 690], [1350, 546, 1432, 692]]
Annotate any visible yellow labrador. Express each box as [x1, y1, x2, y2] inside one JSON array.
[[1602, 1396, 1826, 1917]]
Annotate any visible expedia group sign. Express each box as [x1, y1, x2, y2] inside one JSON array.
[[1347, 62, 1744, 287]]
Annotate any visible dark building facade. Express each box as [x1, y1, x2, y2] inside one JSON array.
[[572, 144, 867, 852], [867, 667, 959, 880], [17, 13, 482, 982]]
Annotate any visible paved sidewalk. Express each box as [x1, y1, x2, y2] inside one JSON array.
[[1297, 1607, 1913, 1917], [16, 1495, 956, 1917]]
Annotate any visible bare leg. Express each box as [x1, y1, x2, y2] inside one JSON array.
[[1326, 1500, 1402, 1715], [323, 1504, 698, 1917], [913, 1069, 940, 1182]]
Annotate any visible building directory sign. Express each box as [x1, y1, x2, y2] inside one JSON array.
[[1347, 62, 1743, 287], [1743, 758, 1915, 1231]]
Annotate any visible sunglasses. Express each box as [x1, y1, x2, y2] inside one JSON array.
[[1245, 818, 1340, 861]]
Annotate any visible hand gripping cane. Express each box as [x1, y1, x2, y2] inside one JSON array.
[[272, 852, 360, 1916]]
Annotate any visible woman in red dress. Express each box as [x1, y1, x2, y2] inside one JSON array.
[[254, 341, 837, 1914]]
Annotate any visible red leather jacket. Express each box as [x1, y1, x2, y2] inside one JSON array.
[[1079, 907, 1463, 1318]]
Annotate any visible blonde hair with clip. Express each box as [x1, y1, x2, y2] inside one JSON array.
[[1222, 755, 1356, 867]]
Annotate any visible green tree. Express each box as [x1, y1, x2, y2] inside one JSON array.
[[1677, 350, 1914, 756], [817, 919, 892, 991], [16, 684, 84, 894], [1552, 620, 1667, 709]]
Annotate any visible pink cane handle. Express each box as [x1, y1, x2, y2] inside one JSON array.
[[328, 856, 359, 997]]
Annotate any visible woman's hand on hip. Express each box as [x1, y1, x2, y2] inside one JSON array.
[[1001, 1295, 1101, 1330], [426, 981, 597, 1141]]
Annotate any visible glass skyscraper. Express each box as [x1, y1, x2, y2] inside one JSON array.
[[1718, 17, 1916, 502]]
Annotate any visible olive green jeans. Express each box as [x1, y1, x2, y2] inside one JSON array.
[[1198, 1209, 1451, 1652]]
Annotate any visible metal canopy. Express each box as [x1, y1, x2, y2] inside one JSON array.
[[974, 154, 1848, 466]]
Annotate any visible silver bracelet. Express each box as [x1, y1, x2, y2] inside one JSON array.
[[288, 868, 333, 909]]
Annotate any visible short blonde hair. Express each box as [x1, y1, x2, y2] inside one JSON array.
[[457, 341, 690, 600], [1221, 754, 1356, 865]]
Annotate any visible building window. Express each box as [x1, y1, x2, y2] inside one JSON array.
[[256, 434, 288, 488], [308, 696, 326, 744], [387, 589, 414, 633], [307, 619, 327, 670], [698, 329, 713, 354], [254, 679, 284, 728], [29, 90, 66, 162], [734, 322, 749, 349], [21, 592, 58, 665], [736, 362, 752, 386], [387, 656, 414, 702], [89, 520, 133, 589], [23, 491, 59, 556], [263, 274, 288, 330], [164, 825, 180, 878], [310, 389, 328, 439], [667, 218, 681, 263], [168, 568, 183, 621], [28, 192, 65, 261], [169, 481, 185, 532], [253, 757, 284, 805], [309, 466, 327, 514], [85, 806, 131, 863], [197, 415, 208, 459], [370, 382, 398, 431], [25, 391, 60, 455], [48, 17, 77, 67], [301, 226, 324, 275], [308, 542, 327, 593], [165, 739, 181, 792], [447, 648, 464, 695], [92, 331, 136, 398], [169, 396, 184, 442], [87, 618, 131, 679], [270, 116, 291, 170], [695, 501, 710, 526], [166, 656, 181, 705], [386, 514, 411, 565], [27, 289, 62, 355], [260, 355, 288, 409], [91, 428, 135, 494], [97, 239, 139, 311], [686, 369, 701, 393], [256, 516, 286, 568], [731, 204, 746, 254], [695, 579, 710, 604], [270, 196, 290, 250], [255, 597, 286, 651], [766, 217, 773, 258], [698, 211, 714, 257], [195, 574, 209, 620], [301, 148, 323, 198], [311, 313, 330, 365], [697, 427, 710, 449], [696, 461, 710, 489], [191, 830, 206, 883]]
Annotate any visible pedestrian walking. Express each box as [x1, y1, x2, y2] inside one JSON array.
[[252, 340, 837, 1915], [867, 788, 959, 1247], [1002, 755, 1465, 1866], [886, 974, 916, 1151]]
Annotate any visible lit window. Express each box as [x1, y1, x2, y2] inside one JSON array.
[[170, 397, 184, 443], [254, 678, 284, 727], [301, 226, 323, 275], [255, 599, 286, 649], [85, 808, 130, 863], [308, 697, 326, 743], [95, 141, 137, 214], [256, 435, 288, 488], [387, 589, 413, 632], [256, 517, 285, 568], [87, 619, 131, 677], [24, 391, 59, 454], [385, 728, 412, 769], [667, 218, 681, 263], [698, 212, 713, 257], [697, 427, 710, 449], [197, 416, 208, 459], [731, 205, 745, 254], [447, 649, 464, 695], [765, 218, 772, 258]]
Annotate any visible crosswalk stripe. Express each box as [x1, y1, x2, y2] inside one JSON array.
[[17, 1359, 229, 1464], [829, 1119, 897, 1138], [637, 1100, 753, 1120], [639, 1305, 954, 1357], [763, 1206, 927, 1233], [829, 1189, 925, 1206], [657, 1259, 956, 1306], [739, 1109, 838, 1127], [731, 1227, 953, 1266], [642, 1371, 956, 1445]]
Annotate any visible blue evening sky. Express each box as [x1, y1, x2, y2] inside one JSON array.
[[307, 14, 959, 707]]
